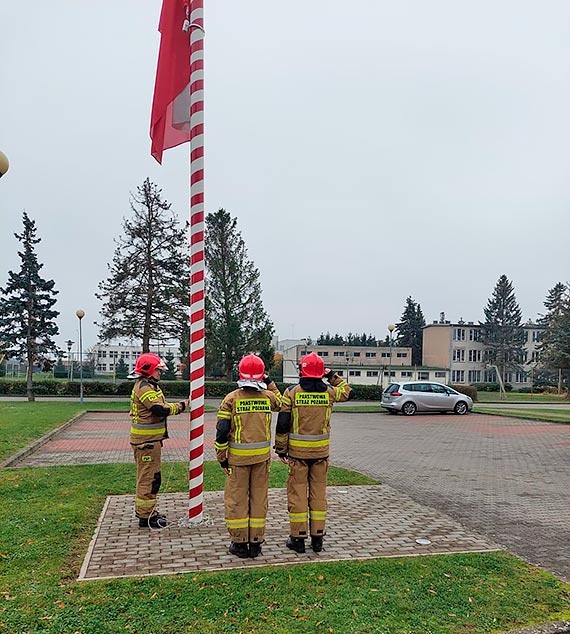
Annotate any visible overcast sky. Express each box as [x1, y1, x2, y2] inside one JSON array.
[[1, 1, 569, 353]]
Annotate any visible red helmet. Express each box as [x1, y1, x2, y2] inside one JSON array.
[[299, 352, 325, 378], [238, 354, 265, 381], [134, 353, 167, 377]]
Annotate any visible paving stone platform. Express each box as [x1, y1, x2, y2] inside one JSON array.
[[79, 484, 498, 581]]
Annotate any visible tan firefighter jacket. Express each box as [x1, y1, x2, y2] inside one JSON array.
[[130, 377, 186, 445], [275, 373, 352, 460], [215, 381, 282, 466]]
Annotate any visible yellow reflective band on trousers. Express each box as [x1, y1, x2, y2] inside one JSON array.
[[289, 512, 308, 523], [226, 517, 249, 529], [249, 517, 266, 528], [309, 510, 326, 520], [135, 498, 156, 507]]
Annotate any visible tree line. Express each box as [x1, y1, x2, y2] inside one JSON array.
[[1, 178, 569, 400]]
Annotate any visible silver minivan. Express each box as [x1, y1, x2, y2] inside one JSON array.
[[381, 381, 473, 416]]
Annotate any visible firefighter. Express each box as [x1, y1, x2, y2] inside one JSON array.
[[129, 352, 188, 529], [275, 352, 354, 553], [215, 354, 282, 558]]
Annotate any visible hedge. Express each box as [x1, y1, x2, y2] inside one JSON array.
[[0, 379, 385, 401]]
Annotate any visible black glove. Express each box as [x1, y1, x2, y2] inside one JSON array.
[[220, 459, 229, 470]]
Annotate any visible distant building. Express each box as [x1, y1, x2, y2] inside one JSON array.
[[92, 342, 181, 376], [281, 342, 449, 387], [423, 319, 542, 388]]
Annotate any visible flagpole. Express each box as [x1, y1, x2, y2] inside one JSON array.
[[187, 0, 205, 523]]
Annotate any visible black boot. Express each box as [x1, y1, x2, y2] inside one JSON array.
[[229, 542, 249, 559], [286, 536, 306, 553], [249, 542, 262, 558], [139, 514, 168, 529], [311, 536, 323, 552]]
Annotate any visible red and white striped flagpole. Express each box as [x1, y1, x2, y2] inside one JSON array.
[[187, 0, 205, 523]]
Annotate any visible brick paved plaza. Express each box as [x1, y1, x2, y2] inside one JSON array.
[[6, 409, 570, 582]]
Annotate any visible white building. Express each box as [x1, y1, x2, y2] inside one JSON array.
[[92, 342, 182, 376], [281, 343, 449, 386]]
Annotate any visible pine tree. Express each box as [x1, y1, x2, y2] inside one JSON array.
[[480, 275, 526, 382], [96, 179, 189, 352], [395, 296, 426, 365], [0, 212, 59, 400], [205, 209, 274, 379], [537, 282, 570, 385]]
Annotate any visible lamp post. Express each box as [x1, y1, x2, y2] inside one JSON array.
[[388, 324, 395, 385], [65, 339, 74, 380], [76, 310, 85, 403]]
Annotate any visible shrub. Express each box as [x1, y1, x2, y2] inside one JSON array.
[[450, 384, 478, 401]]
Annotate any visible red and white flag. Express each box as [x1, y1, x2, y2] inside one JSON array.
[[150, 0, 194, 164]]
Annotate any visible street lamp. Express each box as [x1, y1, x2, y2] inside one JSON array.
[[76, 310, 85, 403], [388, 324, 395, 385], [65, 339, 74, 380]]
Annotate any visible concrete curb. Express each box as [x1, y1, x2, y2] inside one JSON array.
[[502, 622, 570, 634], [0, 411, 86, 468]]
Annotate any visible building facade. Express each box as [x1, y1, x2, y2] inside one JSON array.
[[423, 320, 542, 389], [282, 343, 449, 386]]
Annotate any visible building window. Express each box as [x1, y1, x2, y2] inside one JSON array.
[[435, 371, 446, 378], [366, 370, 378, 377], [365, 352, 376, 358], [468, 349, 481, 362], [349, 370, 361, 377], [468, 370, 481, 382], [401, 371, 412, 377], [452, 348, 465, 362], [453, 328, 465, 341], [396, 352, 407, 358], [452, 370, 465, 382]]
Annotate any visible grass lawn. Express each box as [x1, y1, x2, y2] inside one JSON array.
[[1, 461, 569, 633], [1, 403, 569, 632], [473, 406, 570, 423]]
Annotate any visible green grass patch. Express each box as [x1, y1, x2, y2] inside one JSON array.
[[0, 462, 569, 633], [474, 406, 570, 423], [476, 392, 567, 403]]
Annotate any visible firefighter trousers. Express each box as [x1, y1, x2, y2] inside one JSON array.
[[132, 442, 162, 519], [224, 460, 270, 544], [287, 457, 328, 539]]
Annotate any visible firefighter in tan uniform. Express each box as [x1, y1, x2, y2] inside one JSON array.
[[215, 354, 282, 558], [129, 353, 188, 529], [275, 352, 353, 553]]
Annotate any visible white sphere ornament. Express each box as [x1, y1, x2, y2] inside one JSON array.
[[0, 151, 9, 178]]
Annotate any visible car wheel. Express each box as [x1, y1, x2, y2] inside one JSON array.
[[454, 401, 468, 415], [402, 402, 417, 416]]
